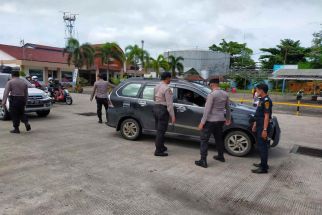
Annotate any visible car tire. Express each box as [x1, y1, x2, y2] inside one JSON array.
[[36, 110, 50, 117], [224, 130, 252, 157], [120, 118, 141, 140], [66, 97, 73, 105], [0, 104, 10, 120]]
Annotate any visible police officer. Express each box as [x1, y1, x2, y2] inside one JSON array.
[[1, 71, 31, 134], [153, 72, 175, 157], [195, 78, 231, 168], [252, 83, 272, 174], [90, 73, 115, 124]]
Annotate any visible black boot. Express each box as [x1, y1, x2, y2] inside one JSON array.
[[154, 152, 168, 157], [213, 155, 225, 162], [161, 146, 168, 152], [10, 128, 20, 134], [195, 159, 208, 168], [98, 119, 103, 124], [25, 123, 31, 131], [253, 163, 269, 169], [251, 168, 268, 174]]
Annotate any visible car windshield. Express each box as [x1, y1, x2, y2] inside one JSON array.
[[0, 75, 34, 88], [0, 75, 10, 88]]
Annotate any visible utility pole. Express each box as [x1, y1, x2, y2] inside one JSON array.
[[141, 40, 144, 72]]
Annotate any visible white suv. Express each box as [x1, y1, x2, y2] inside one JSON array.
[[0, 73, 52, 120]]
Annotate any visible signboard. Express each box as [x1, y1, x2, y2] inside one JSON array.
[[273, 64, 298, 72], [72, 69, 78, 85]]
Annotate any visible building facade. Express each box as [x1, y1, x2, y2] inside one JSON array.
[[0, 43, 75, 84], [164, 50, 230, 78]]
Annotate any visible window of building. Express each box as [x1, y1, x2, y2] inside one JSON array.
[[29, 69, 43, 81], [62, 71, 73, 82], [120, 83, 142, 97]]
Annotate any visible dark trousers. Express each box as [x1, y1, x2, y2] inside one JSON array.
[[96, 97, 109, 122], [153, 105, 169, 153], [9, 96, 28, 129], [256, 123, 269, 171], [200, 121, 225, 159]]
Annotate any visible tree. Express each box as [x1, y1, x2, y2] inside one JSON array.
[[96, 42, 123, 76], [259, 39, 309, 69], [125, 44, 149, 72], [149, 55, 170, 78], [168, 55, 184, 78], [209, 39, 255, 69], [306, 29, 322, 68], [64, 38, 95, 70]]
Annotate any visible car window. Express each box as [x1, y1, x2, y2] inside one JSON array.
[[177, 88, 206, 107], [120, 83, 142, 97], [0, 75, 10, 88], [142, 85, 155, 100]]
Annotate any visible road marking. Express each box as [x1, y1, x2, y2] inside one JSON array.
[[231, 99, 322, 109]]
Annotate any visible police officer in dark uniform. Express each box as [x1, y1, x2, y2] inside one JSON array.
[[252, 83, 272, 174], [1, 71, 31, 134], [153, 72, 175, 157]]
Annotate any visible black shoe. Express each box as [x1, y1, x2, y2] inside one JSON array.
[[10, 129, 20, 134], [161, 146, 168, 152], [213, 155, 225, 162], [195, 159, 208, 168], [25, 123, 31, 131], [154, 152, 168, 157], [253, 163, 270, 169], [251, 168, 268, 174], [98, 120, 103, 124]]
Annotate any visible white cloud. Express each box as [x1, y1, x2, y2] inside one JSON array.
[[0, 2, 17, 13]]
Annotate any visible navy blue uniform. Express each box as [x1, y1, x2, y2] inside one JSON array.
[[254, 95, 273, 171]]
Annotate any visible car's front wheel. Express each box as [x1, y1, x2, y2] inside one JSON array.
[[224, 130, 252, 157], [120, 118, 141, 140], [0, 104, 10, 120]]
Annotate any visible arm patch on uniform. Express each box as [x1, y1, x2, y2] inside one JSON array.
[[264, 101, 270, 109]]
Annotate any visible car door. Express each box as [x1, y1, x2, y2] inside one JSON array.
[[136, 84, 157, 131], [173, 87, 206, 137]]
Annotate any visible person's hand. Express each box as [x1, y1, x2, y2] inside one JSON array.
[[261, 130, 268, 140], [198, 123, 204, 130], [171, 117, 176, 124], [90, 98, 93, 102], [252, 124, 256, 133], [225, 119, 231, 126]]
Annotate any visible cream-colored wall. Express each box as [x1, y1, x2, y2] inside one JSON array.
[[0, 50, 16, 60]]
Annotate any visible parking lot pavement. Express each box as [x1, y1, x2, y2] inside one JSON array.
[[0, 93, 321, 215]]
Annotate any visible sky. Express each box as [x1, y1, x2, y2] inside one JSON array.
[[0, 0, 322, 61]]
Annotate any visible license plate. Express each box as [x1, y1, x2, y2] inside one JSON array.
[[28, 100, 40, 105]]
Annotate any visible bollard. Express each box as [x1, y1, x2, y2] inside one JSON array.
[[296, 100, 300, 116]]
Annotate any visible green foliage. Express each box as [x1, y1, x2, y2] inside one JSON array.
[[306, 30, 322, 69], [96, 42, 123, 71], [234, 75, 250, 89], [110, 76, 123, 85], [19, 70, 26, 77], [209, 39, 255, 69], [64, 38, 95, 69], [259, 39, 309, 69], [168, 55, 184, 78], [78, 77, 89, 86], [219, 82, 230, 90], [125, 44, 150, 71], [149, 55, 170, 77]]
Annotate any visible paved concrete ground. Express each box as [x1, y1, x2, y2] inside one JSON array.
[[0, 93, 321, 215]]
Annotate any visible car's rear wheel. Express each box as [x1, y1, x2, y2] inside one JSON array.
[[120, 118, 141, 140], [224, 130, 252, 157], [0, 104, 10, 120]]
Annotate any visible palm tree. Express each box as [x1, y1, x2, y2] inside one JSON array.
[[64, 38, 95, 69], [168, 55, 184, 78], [96, 42, 123, 77], [125, 44, 150, 72], [149, 55, 170, 78]]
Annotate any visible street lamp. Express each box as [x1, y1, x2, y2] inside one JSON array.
[[141, 40, 144, 71]]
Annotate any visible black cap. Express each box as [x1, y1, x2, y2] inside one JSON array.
[[12, 71, 20, 77], [160, 71, 172, 80], [209, 78, 220, 85], [256, 83, 269, 94]]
